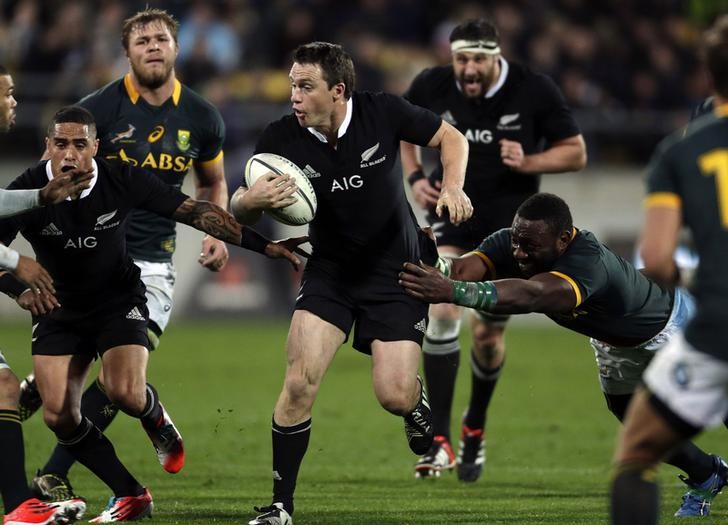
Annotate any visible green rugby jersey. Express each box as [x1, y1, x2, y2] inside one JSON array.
[[473, 228, 674, 346], [645, 103, 728, 361], [78, 74, 225, 261]]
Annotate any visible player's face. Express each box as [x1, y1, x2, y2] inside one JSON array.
[[452, 52, 499, 98], [510, 216, 567, 278], [0, 74, 18, 133], [126, 21, 178, 89], [46, 123, 99, 176], [289, 62, 343, 129]]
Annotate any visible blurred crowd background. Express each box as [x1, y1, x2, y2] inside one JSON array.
[[0, 0, 724, 319], [0, 0, 726, 162]]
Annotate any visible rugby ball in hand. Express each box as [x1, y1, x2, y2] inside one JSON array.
[[244, 152, 317, 226]]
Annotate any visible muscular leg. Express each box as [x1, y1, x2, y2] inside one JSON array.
[[34, 353, 143, 497], [269, 310, 344, 515], [611, 388, 687, 525], [371, 339, 422, 416]]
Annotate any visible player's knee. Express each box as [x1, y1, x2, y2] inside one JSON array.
[[472, 323, 505, 361], [0, 369, 20, 409], [374, 377, 416, 415], [282, 372, 318, 409]]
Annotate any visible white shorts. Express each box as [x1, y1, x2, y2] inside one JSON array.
[[0, 349, 9, 370], [591, 288, 694, 395], [133, 260, 176, 333], [645, 332, 728, 430]]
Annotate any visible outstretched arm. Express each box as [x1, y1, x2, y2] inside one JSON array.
[[399, 261, 577, 314], [172, 198, 307, 270]]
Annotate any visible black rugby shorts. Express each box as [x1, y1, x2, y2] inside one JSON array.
[[295, 263, 429, 354], [32, 296, 150, 357]]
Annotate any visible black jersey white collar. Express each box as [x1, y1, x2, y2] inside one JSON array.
[[306, 97, 353, 143], [455, 57, 509, 99], [45, 159, 98, 200]]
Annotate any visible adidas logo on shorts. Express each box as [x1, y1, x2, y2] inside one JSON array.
[[125, 306, 145, 321], [414, 318, 427, 334]]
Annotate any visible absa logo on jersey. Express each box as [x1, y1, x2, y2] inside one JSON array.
[[114, 148, 193, 173], [331, 175, 363, 192], [464, 129, 493, 144]]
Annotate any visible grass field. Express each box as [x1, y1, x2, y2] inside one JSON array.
[[2, 319, 726, 524]]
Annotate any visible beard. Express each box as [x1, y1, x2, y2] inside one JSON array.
[[132, 61, 174, 89]]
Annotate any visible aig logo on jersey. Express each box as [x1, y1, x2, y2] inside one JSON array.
[[65, 236, 97, 249], [464, 129, 493, 144]]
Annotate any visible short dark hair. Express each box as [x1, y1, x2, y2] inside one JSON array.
[[702, 15, 728, 99], [516, 193, 573, 236], [121, 8, 179, 51], [47, 106, 96, 137], [449, 19, 500, 45], [0, 65, 7, 76], [293, 42, 355, 99]]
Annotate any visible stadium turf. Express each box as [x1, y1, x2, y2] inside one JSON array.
[[2, 319, 725, 524]]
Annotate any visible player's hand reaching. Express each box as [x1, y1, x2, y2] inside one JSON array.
[[13, 255, 55, 296], [411, 178, 441, 210], [39, 167, 94, 204], [16, 287, 61, 316], [499, 139, 526, 170], [246, 172, 299, 210], [198, 235, 229, 272], [399, 261, 455, 303], [436, 186, 473, 226], [264, 236, 310, 271]]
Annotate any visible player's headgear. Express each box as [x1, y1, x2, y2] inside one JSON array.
[[449, 19, 500, 55]]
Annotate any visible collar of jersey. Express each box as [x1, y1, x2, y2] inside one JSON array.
[[306, 97, 353, 143], [123, 73, 182, 106], [46, 159, 99, 201], [455, 57, 509, 99]]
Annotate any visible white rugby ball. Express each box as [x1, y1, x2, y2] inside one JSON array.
[[244, 152, 317, 226]]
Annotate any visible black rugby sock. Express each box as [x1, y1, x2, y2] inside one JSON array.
[[665, 442, 716, 483], [139, 383, 163, 429], [42, 379, 119, 477], [611, 464, 659, 525], [422, 342, 460, 439], [463, 352, 503, 430], [271, 417, 311, 515], [57, 418, 143, 497], [0, 409, 32, 512]]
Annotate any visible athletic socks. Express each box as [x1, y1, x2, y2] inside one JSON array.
[[41, 379, 118, 477], [422, 336, 460, 439], [0, 409, 31, 513], [463, 351, 503, 430], [611, 463, 659, 525], [139, 383, 164, 431], [665, 442, 716, 483], [57, 417, 143, 497], [271, 417, 311, 515]]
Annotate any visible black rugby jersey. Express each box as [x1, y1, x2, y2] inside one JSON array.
[[646, 104, 728, 360], [0, 158, 187, 319], [78, 74, 225, 262], [404, 61, 580, 202], [475, 228, 673, 346], [254, 91, 441, 270]]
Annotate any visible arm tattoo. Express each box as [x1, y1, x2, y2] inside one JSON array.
[[173, 198, 241, 245]]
